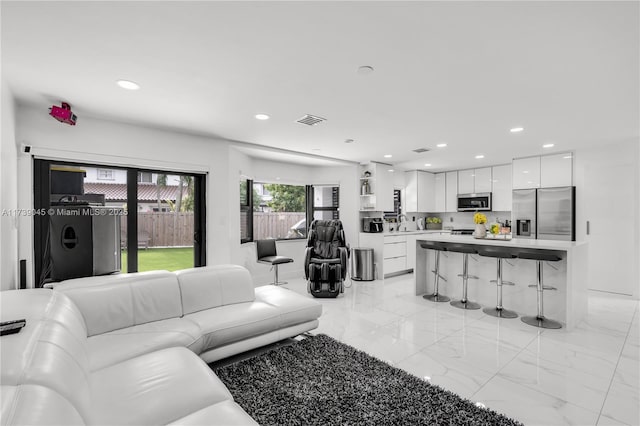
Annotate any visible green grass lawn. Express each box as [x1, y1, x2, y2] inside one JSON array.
[[121, 247, 194, 273]]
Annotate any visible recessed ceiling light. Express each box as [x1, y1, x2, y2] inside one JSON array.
[[275, 177, 281, 180], [384, 154, 392, 158], [475, 154, 485, 159], [116, 80, 140, 90], [436, 143, 447, 148], [388, 169, 394, 172], [510, 127, 524, 133], [255, 113, 270, 120], [357, 65, 374, 75], [523, 170, 529, 174], [344, 139, 354, 144], [543, 143, 555, 148], [424, 163, 431, 167]]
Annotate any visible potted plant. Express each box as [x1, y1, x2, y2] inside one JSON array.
[[473, 213, 487, 238], [425, 217, 443, 230]]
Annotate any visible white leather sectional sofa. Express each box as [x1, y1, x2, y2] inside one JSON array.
[[0, 265, 322, 425]]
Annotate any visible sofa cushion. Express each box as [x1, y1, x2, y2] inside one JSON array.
[[87, 317, 203, 371], [0, 290, 92, 424], [176, 265, 255, 315], [169, 400, 258, 425], [254, 285, 323, 328], [1, 384, 85, 426], [56, 271, 183, 336], [91, 347, 233, 426], [185, 301, 281, 350]]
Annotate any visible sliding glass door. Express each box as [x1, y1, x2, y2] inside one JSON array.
[[33, 160, 206, 286]]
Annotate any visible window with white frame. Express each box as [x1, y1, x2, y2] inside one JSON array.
[[97, 168, 114, 180]]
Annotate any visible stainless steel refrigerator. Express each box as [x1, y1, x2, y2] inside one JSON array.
[[512, 187, 575, 241]]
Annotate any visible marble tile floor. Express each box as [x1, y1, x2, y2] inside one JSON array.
[[278, 274, 640, 426]]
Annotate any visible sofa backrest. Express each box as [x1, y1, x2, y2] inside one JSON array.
[[175, 265, 255, 315], [55, 270, 182, 336], [0, 289, 90, 425]]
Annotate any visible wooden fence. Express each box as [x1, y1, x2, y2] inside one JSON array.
[[121, 212, 194, 248], [122, 211, 305, 248], [253, 212, 306, 240]]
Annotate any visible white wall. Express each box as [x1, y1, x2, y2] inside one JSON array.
[[1, 80, 19, 290]]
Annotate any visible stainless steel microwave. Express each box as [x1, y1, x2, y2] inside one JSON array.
[[457, 193, 492, 212]]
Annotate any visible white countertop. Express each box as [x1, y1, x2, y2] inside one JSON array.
[[382, 230, 451, 236], [415, 233, 586, 250]]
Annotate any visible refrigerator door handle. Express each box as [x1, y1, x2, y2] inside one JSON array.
[[586, 220, 590, 235]]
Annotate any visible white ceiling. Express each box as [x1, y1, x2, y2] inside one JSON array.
[[2, 1, 638, 171]]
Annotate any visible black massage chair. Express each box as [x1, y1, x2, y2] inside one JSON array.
[[304, 219, 349, 298]]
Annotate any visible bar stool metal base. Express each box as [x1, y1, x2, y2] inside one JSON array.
[[521, 315, 562, 329], [423, 294, 451, 303], [483, 307, 518, 318], [451, 300, 481, 310], [269, 265, 287, 286]]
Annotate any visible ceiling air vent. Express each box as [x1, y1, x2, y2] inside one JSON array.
[[412, 148, 431, 153], [296, 114, 327, 126]]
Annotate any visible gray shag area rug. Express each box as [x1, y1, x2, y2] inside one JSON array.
[[212, 334, 523, 426]]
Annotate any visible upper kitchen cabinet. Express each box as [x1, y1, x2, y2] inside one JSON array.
[[445, 171, 458, 212], [474, 167, 492, 192], [457, 167, 492, 194], [405, 170, 435, 212], [513, 154, 572, 189], [359, 163, 394, 211], [434, 173, 446, 212], [457, 169, 475, 194], [541, 152, 573, 187], [512, 156, 541, 189], [491, 164, 512, 211]]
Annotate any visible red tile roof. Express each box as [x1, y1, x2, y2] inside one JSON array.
[[83, 182, 181, 202]]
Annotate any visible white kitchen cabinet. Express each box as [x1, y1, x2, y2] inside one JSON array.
[[359, 163, 394, 211], [512, 156, 541, 189], [445, 171, 458, 212], [491, 164, 512, 211], [404, 170, 435, 212], [376, 166, 395, 211], [383, 234, 407, 276], [405, 171, 418, 213], [383, 257, 407, 276], [434, 173, 446, 212], [474, 167, 492, 192], [422, 172, 435, 211], [458, 168, 492, 194], [541, 152, 573, 187], [457, 169, 475, 194]]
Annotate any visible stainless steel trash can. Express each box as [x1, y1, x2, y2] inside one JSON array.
[[351, 247, 374, 281]]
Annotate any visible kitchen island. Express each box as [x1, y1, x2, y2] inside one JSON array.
[[415, 235, 588, 329]]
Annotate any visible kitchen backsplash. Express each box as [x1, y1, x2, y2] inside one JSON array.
[[405, 211, 512, 230]]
